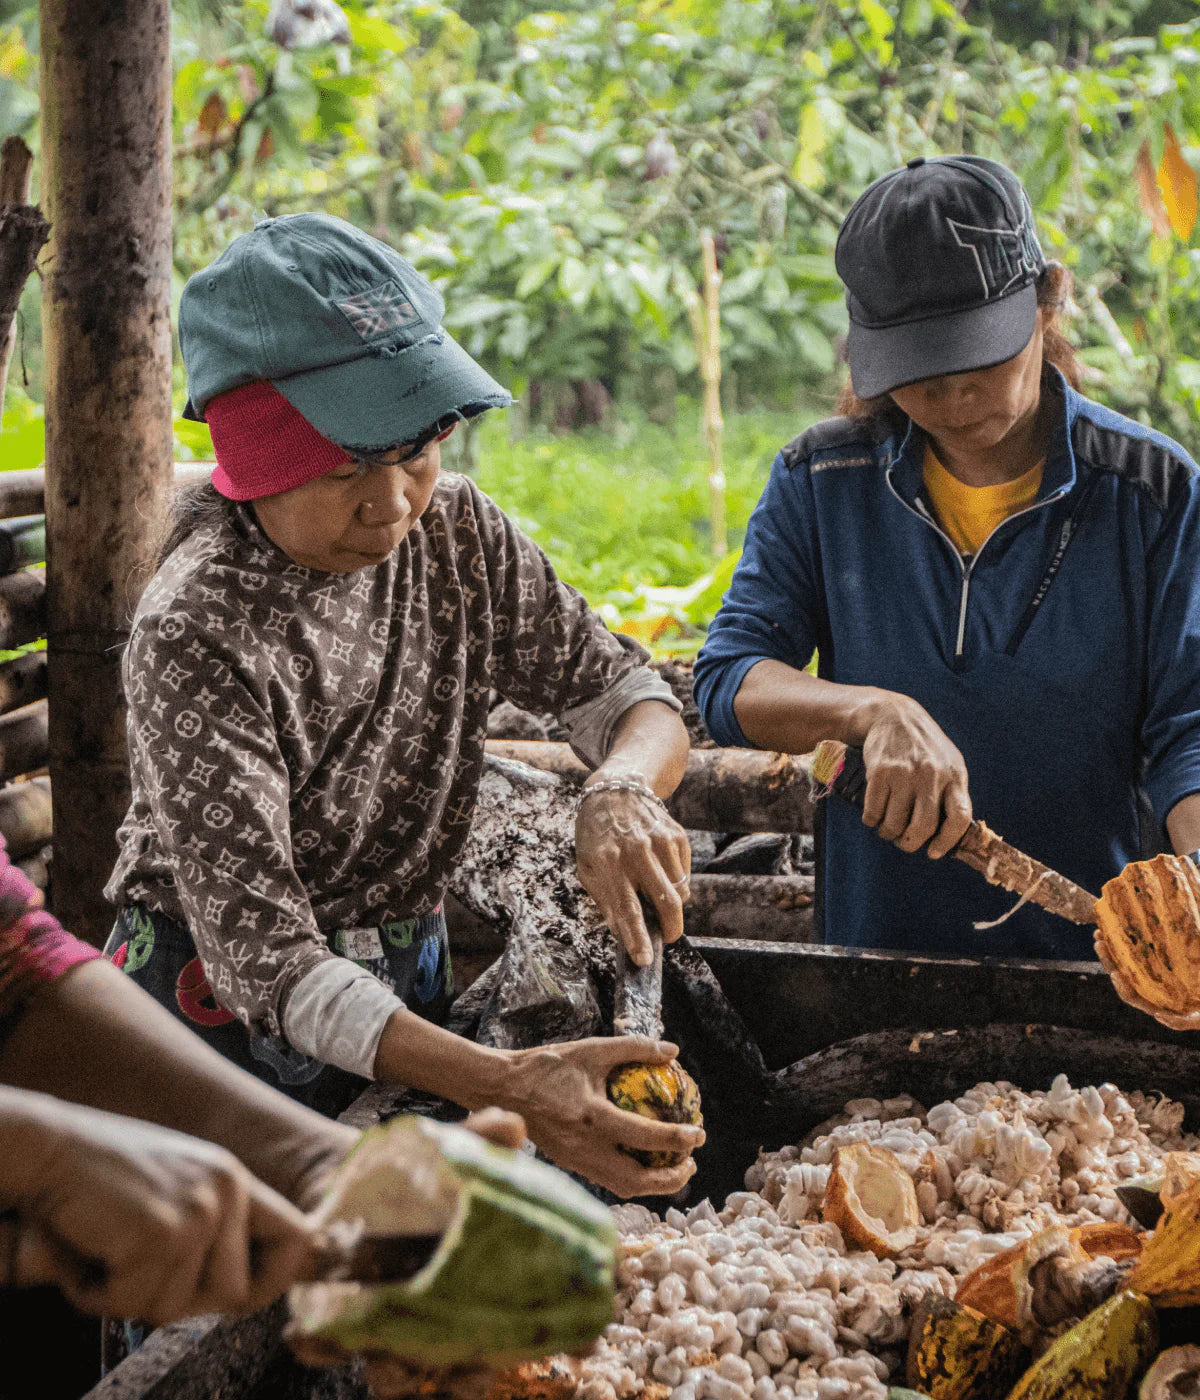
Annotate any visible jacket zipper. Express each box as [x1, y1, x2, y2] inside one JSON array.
[[884, 469, 1067, 660]]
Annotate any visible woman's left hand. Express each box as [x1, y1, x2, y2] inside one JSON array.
[[575, 785, 692, 966]]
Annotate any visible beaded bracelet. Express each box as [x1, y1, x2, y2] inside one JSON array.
[[578, 775, 670, 815]]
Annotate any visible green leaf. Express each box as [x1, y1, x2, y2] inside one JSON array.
[[347, 11, 410, 57], [860, 0, 896, 43], [515, 257, 560, 299], [557, 256, 593, 309]]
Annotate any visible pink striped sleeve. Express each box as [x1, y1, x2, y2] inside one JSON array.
[[0, 841, 99, 1023]]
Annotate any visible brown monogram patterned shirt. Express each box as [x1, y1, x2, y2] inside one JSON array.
[[106, 473, 662, 1038]]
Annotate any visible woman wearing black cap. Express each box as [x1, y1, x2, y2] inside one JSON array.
[[695, 154, 1200, 958]]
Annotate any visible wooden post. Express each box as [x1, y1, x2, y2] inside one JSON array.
[[0, 135, 50, 422], [40, 0, 173, 944]]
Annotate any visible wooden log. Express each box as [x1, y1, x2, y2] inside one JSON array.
[[16, 843, 51, 893], [0, 775, 52, 858], [0, 469, 49, 520], [484, 739, 814, 834], [444, 873, 816, 977], [0, 463, 211, 522], [0, 569, 46, 650], [0, 699, 48, 780], [0, 650, 47, 714], [41, 0, 174, 945], [0, 515, 45, 573], [0, 135, 50, 421], [686, 873, 814, 942]]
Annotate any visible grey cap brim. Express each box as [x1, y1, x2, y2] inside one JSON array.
[[846, 281, 1038, 400], [269, 328, 511, 451]]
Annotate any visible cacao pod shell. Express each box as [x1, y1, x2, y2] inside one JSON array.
[[1129, 1175, 1200, 1307], [906, 1292, 1027, 1400], [287, 1116, 618, 1366], [1005, 1290, 1158, 1400], [821, 1141, 919, 1259], [606, 1060, 703, 1168], [1094, 854, 1200, 1029]]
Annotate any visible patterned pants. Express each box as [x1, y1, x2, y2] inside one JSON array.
[[105, 903, 454, 1119]]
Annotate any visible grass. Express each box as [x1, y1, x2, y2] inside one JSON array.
[[461, 401, 822, 642]]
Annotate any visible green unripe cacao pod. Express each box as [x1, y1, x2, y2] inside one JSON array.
[[288, 1116, 618, 1366]]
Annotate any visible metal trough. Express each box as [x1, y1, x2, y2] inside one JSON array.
[[85, 935, 1200, 1400]]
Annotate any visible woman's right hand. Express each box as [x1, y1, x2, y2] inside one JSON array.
[[0, 1092, 315, 1324], [860, 694, 973, 859], [504, 1037, 703, 1198]]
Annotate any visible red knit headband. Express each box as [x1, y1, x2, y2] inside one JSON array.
[[204, 381, 350, 501]]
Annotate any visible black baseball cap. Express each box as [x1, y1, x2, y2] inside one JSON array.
[[834, 155, 1046, 399]]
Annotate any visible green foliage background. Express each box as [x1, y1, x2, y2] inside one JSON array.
[[2, 0, 1200, 637]]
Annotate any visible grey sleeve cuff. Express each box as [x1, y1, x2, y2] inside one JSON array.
[[561, 668, 683, 769], [281, 959, 403, 1079]]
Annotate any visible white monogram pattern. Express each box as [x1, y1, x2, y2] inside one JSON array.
[[107, 474, 642, 1039]]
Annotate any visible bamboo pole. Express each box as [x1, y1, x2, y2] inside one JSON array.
[[40, 0, 174, 945], [0, 135, 50, 422], [684, 229, 727, 559]]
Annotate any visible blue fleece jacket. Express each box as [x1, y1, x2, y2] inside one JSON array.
[[693, 375, 1200, 959]]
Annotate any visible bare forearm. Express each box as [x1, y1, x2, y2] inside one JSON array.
[[1166, 793, 1200, 856], [372, 1006, 516, 1110], [0, 960, 354, 1208], [590, 700, 689, 798], [0, 1086, 64, 1205], [732, 659, 893, 755]]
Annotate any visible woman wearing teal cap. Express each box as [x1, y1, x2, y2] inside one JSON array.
[[103, 213, 703, 1200]]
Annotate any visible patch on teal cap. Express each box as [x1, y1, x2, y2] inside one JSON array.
[[179, 213, 511, 450]]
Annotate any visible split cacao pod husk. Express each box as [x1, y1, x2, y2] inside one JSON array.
[[905, 1292, 1027, 1400], [1094, 853, 1200, 1030], [1071, 1221, 1143, 1262], [956, 1227, 1080, 1331], [956, 1223, 1140, 1344], [1005, 1290, 1158, 1400], [287, 1116, 618, 1366], [606, 1060, 704, 1168], [1128, 1174, 1200, 1307], [1161, 1150, 1200, 1210], [821, 1141, 919, 1259], [1139, 1346, 1200, 1400]]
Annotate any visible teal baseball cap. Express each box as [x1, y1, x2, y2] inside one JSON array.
[[179, 213, 511, 451]]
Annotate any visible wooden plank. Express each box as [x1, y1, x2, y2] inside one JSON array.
[[692, 938, 1200, 1071], [485, 739, 814, 833]]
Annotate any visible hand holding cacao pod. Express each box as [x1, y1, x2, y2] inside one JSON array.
[[1094, 853, 1200, 1030], [507, 1037, 703, 1198]]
